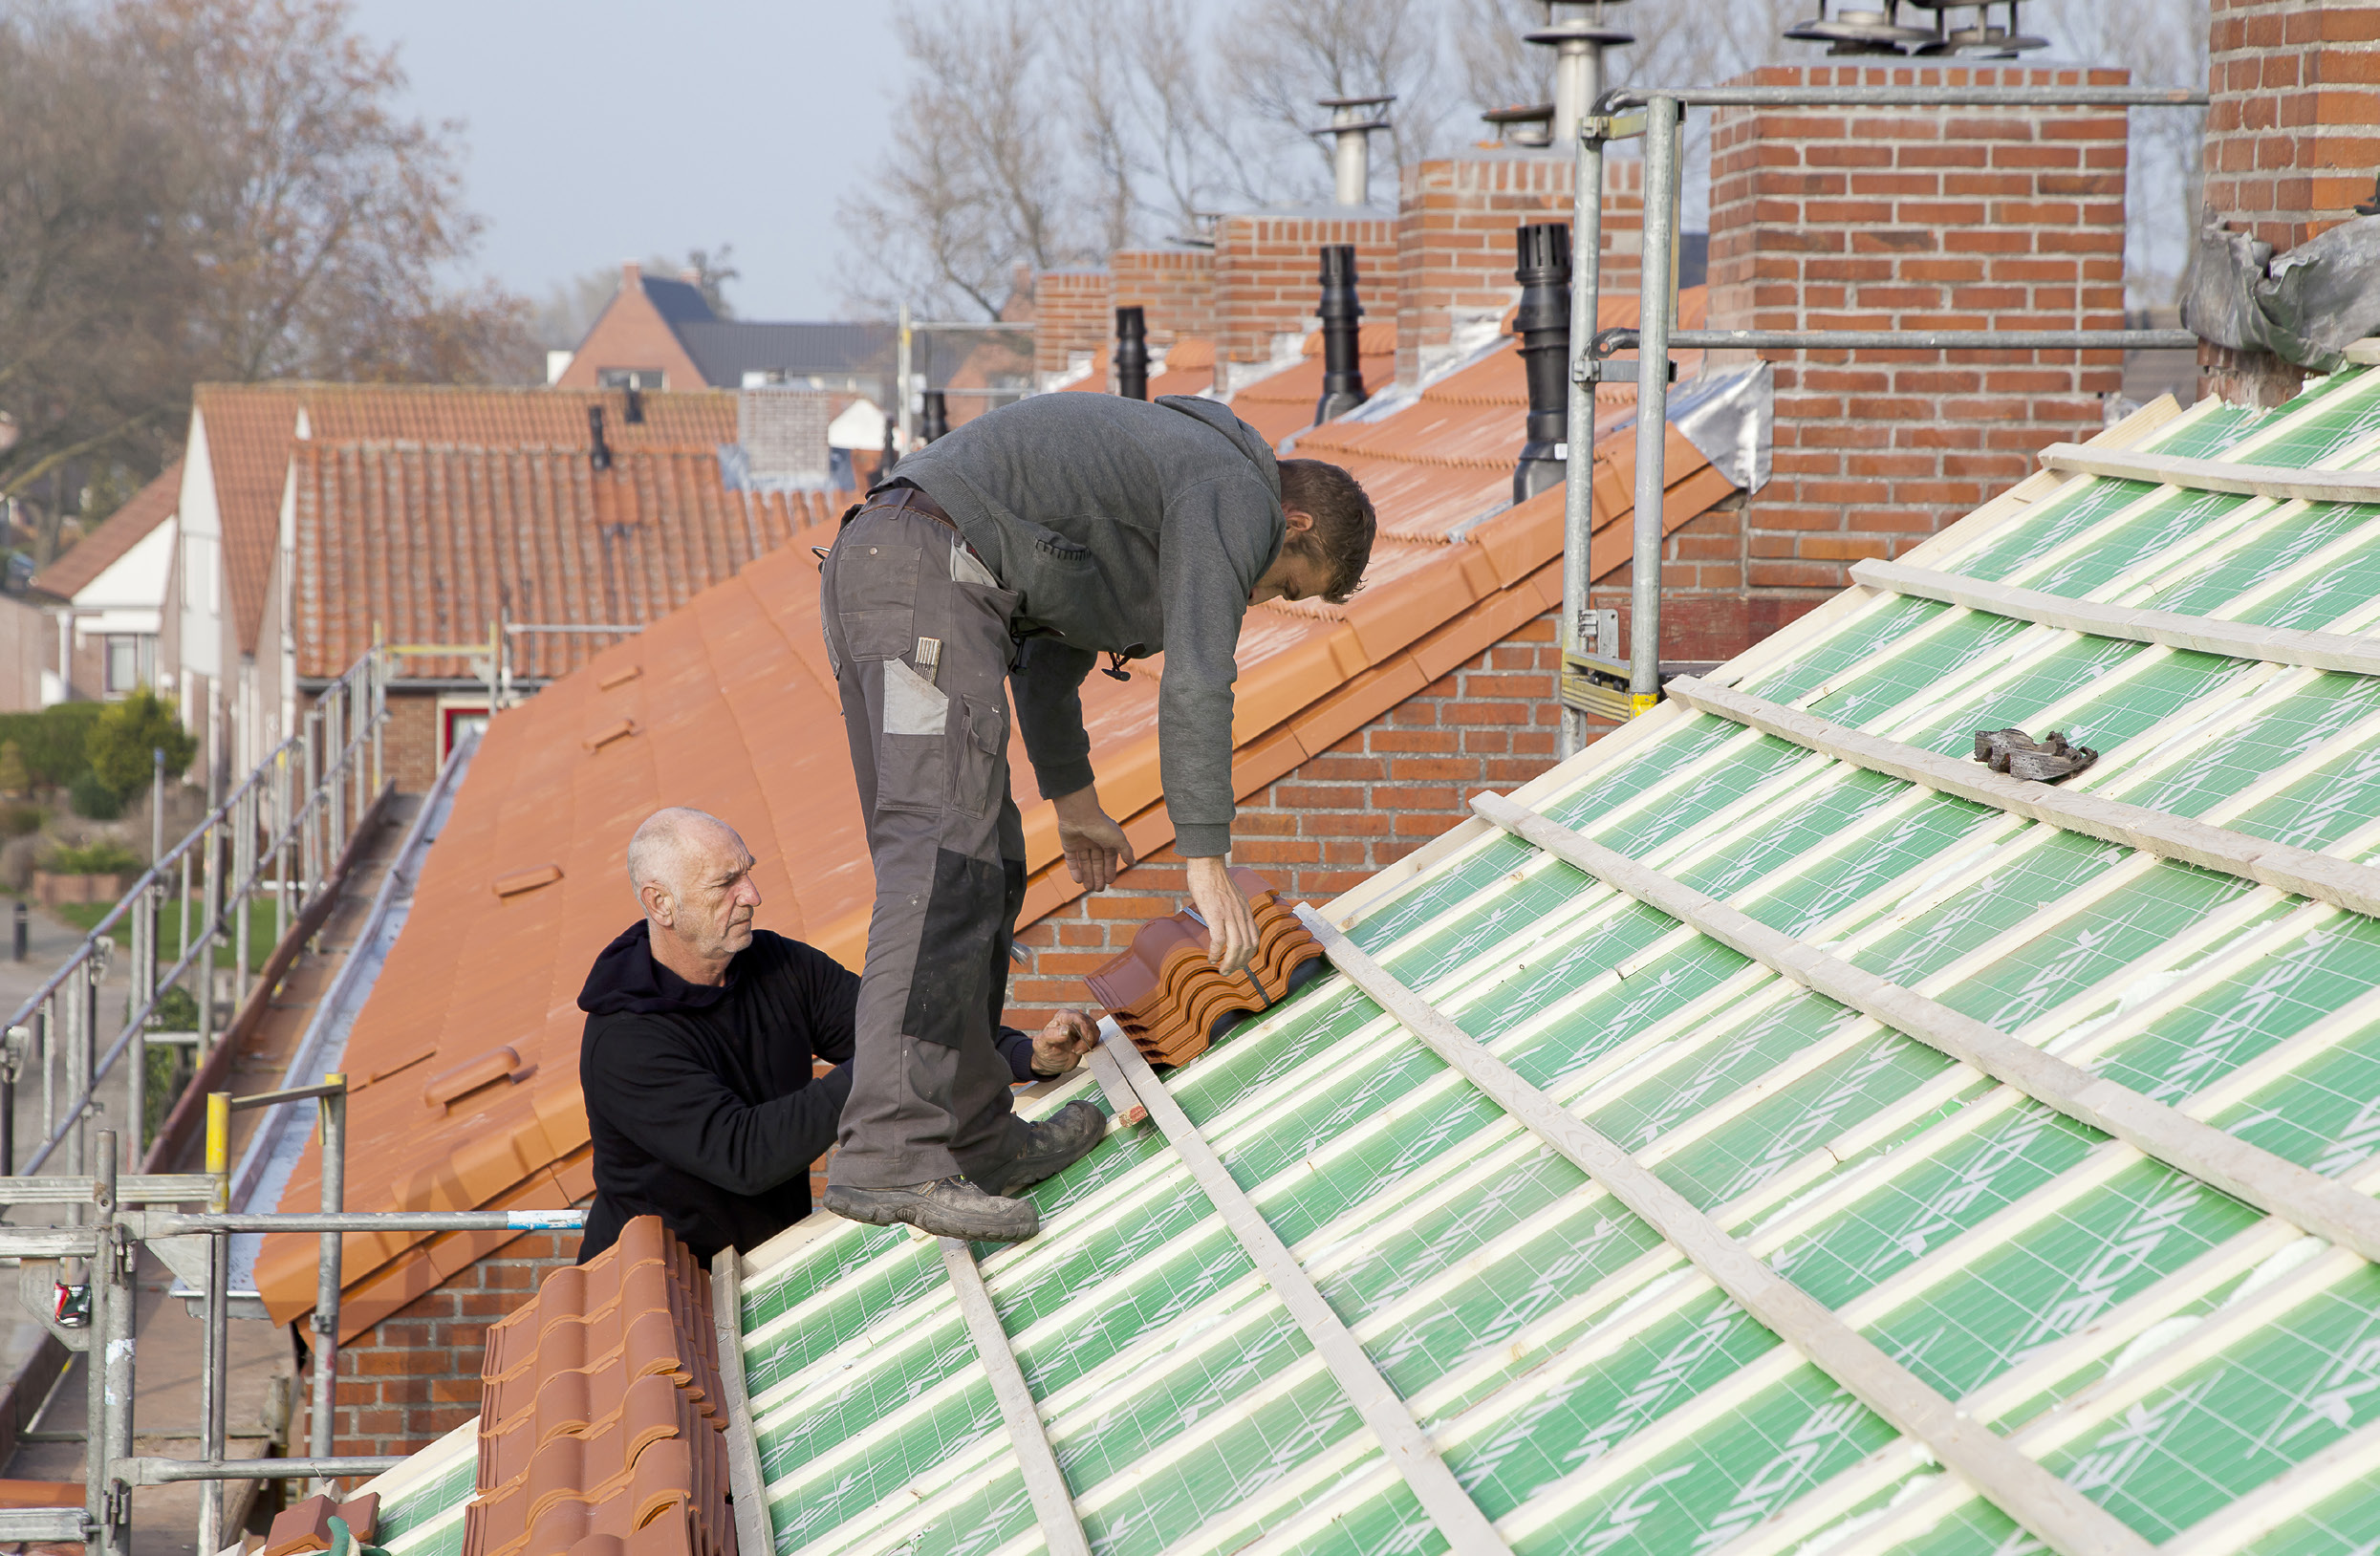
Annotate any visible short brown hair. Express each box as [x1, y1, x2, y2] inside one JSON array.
[[1277, 459, 1376, 604]]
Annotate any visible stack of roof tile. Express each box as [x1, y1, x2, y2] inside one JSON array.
[[462, 1217, 731, 1556], [263, 1492, 379, 1556], [1084, 868, 1326, 1066]]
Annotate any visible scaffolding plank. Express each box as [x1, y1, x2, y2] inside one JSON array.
[[936, 1237, 1093, 1556], [1291, 904, 2153, 1556], [1093, 1027, 1518, 1556], [709, 1246, 777, 1556], [2037, 442, 2380, 503], [1463, 789, 2380, 1267], [1665, 676, 2380, 919], [1851, 557, 2380, 677]]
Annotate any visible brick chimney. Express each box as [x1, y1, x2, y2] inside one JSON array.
[[1393, 150, 1643, 388], [2197, 0, 2380, 406], [1114, 247, 1217, 346], [1214, 210, 1397, 390], [1030, 270, 1114, 386], [1704, 63, 2128, 604]]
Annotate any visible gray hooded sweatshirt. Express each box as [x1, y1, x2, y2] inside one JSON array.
[[889, 393, 1287, 858]]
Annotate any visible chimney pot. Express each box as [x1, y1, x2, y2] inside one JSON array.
[[1314, 246, 1369, 424], [1512, 222, 1572, 504], [1525, 1, 1633, 143], [1114, 307, 1150, 400]]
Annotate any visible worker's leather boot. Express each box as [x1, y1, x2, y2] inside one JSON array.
[[974, 1101, 1107, 1199], [823, 1178, 1040, 1242]]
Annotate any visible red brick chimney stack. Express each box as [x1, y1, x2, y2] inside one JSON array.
[[2196, 0, 2380, 406], [1703, 63, 2129, 607]]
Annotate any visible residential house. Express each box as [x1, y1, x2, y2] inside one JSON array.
[[173, 384, 844, 790], [551, 262, 894, 399], [23, 462, 182, 707]]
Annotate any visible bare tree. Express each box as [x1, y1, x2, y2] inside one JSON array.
[[2038, 0, 2208, 305]]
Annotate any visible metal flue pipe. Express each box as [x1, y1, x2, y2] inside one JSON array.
[[920, 390, 950, 443], [1316, 95, 1394, 206], [1114, 308, 1149, 400], [1314, 246, 1369, 423], [1513, 223, 1573, 505]]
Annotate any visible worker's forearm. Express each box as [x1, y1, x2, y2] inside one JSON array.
[[693, 1065, 853, 1195], [1014, 640, 1097, 798]]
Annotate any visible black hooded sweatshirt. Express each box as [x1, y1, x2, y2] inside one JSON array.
[[575, 921, 1045, 1263]]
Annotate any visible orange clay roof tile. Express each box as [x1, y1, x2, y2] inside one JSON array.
[[253, 289, 1735, 1329], [463, 1218, 732, 1556], [30, 461, 182, 602], [293, 441, 836, 681], [263, 1493, 379, 1556], [1083, 869, 1326, 1065], [193, 384, 753, 658]]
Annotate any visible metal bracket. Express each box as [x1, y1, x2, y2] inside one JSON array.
[[1579, 109, 1647, 141]]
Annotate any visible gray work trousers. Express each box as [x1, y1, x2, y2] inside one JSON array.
[[821, 506, 1032, 1190]]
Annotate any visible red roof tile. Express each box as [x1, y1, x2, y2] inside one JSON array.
[[292, 442, 838, 681], [194, 385, 746, 656], [254, 293, 1738, 1330], [1226, 324, 1400, 445], [30, 461, 181, 602], [464, 1218, 731, 1556]]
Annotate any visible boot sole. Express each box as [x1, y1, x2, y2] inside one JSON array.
[[823, 1188, 1039, 1243]]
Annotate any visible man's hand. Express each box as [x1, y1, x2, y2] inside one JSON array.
[[1185, 854, 1258, 976], [1029, 1010, 1099, 1077], [1053, 785, 1134, 891]]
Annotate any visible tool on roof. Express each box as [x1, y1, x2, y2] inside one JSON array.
[[1973, 725, 2098, 782]]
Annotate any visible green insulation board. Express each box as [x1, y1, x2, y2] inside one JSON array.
[[364, 1439, 477, 1556], [692, 365, 2380, 1556]]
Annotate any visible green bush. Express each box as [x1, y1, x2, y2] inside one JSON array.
[[0, 703, 105, 789], [42, 839, 138, 875], [86, 688, 198, 800], [0, 742, 28, 796], [68, 773, 120, 820], [0, 804, 43, 837]]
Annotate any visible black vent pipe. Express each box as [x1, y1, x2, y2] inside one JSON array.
[[878, 412, 898, 480], [920, 389, 950, 443], [588, 405, 613, 472], [1114, 306, 1149, 400], [1314, 245, 1368, 423], [1512, 221, 1572, 505]]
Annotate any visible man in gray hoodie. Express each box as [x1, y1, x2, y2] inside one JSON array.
[[817, 392, 1376, 1242]]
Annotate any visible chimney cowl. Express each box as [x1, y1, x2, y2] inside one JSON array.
[[1525, 0, 1632, 143], [920, 389, 950, 444], [1512, 222, 1572, 505], [1114, 307, 1150, 400], [1314, 245, 1369, 425]]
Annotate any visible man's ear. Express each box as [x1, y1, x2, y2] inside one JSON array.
[[640, 883, 674, 927], [1283, 506, 1317, 539]]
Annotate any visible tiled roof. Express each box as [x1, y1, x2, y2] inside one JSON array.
[[673, 322, 894, 390], [29, 459, 181, 602], [1084, 867, 1327, 1065], [291, 442, 839, 681], [192, 385, 745, 656], [1225, 321, 1399, 444], [1057, 335, 1219, 400], [465, 1216, 730, 1556], [254, 318, 1738, 1332], [703, 367, 2380, 1556], [638, 276, 716, 327]]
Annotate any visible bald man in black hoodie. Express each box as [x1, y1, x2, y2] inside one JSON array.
[[574, 807, 1094, 1263]]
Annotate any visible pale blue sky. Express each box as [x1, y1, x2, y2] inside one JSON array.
[[344, 0, 904, 321]]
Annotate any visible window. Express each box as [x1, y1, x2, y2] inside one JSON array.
[[440, 704, 489, 766], [596, 368, 664, 390], [102, 635, 153, 696]]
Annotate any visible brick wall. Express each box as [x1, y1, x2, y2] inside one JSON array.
[[1211, 212, 1398, 383], [2198, 0, 2380, 405], [300, 1228, 583, 1457], [1113, 248, 1217, 347], [1395, 153, 1643, 389], [1706, 64, 2129, 605], [1031, 270, 1114, 383]]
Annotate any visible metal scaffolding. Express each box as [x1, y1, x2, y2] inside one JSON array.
[[1558, 81, 2213, 753]]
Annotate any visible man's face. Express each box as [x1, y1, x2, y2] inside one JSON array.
[[1250, 510, 1336, 606], [662, 827, 763, 960]]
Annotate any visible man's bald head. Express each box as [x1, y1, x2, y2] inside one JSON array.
[[629, 808, 763, 978], [627, 808, 741, 899]]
